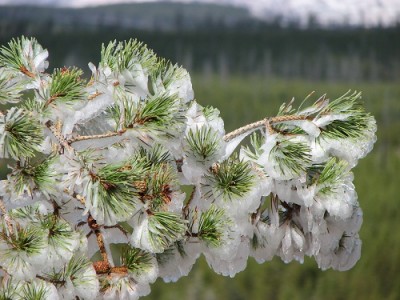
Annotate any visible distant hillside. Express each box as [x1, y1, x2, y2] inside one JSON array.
[[0, 2, 254, 31], [1, 2, 399, 81]]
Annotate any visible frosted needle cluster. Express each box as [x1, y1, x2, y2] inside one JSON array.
[[0, 37, 376, 300]]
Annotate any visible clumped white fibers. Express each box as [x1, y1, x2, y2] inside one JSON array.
[[0, 37, 376, 300]]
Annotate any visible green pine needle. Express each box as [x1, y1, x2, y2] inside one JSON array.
[[20, 282, 49, 300], [101, 39, 157, 72], [186, 126, 220, 160], [320, 114, 374, 140], [65, 255, 96, 288], [111, 93, 184, 134], [1, 107, 44, 159], [207, 155, 255, 200], [0, 225, 45, 255], [322, 91, 362, 114], [135, 144, 171, 168], [270, 139, 311, 176], [317, 157, 350, 195], [319, 91, 374, 140], [0, 279, 20, 300], [22, 97, 48, 116], [148, 212, 187, 251], [121, 246, 154, 276], [197, 205, 232, 247], [8, 202, 44, 222], [242, 132, 265, 161], [133, 93, 182, 129], [0, 36, 30, 72], [12, 156, 56, 195], [41, 216, 78, 252], [48, 67, 84, 105], [151, 59, 186, 89], [0, 69, 22, 104], [145, 163, 177, 211]]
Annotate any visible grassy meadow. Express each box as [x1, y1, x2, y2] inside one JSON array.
[[143, 76, 400, 300]]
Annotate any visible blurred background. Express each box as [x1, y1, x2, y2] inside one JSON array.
[[1, 0, 400, 299]]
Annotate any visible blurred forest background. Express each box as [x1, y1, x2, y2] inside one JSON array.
[[1, 2, 400, 299]]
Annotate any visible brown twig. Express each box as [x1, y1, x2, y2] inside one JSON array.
[[46, 120, 74, 153], [68, 130, 126, 144], [19, 66, 35, 78], [183, 186, 196, 218], [0, 198, 13, 234], [223, 115, 310, 142], [87, 214, 109, 265]]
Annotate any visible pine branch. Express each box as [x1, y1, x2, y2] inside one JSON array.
[[186, 126, 220, 160], [87, 214, 111, 273], [206, 155, 255, 200], [0, 36, 47, 77], [1, 108, 44, 159], [68, 130, 125, 144], [101, 39, 157, 72], [0, 69, 23, 104], [197, 205, 232, 247], [270, 139, 311, 177], [147, 212, 187, 251], [121, 246, 154, 277], [46, 67, 84, 106], [0, 198, 13, 234]]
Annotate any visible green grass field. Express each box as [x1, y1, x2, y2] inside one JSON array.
[[144, 76, 400, 300]]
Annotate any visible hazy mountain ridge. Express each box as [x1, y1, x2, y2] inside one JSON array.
[[0, 2, 255, 31]]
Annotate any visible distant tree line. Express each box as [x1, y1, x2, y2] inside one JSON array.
[[1, 15, 399, 81]]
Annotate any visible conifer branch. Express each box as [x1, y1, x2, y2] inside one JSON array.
[[223, 115, 308, 141], [0, 198, 13, 234], [68, 130, 126, 144], [87, 214, 111, 273]]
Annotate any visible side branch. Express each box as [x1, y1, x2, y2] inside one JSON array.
[[0, 198, 13, 234], [68, 130, 126, 144], [223, 119, 268, 142], [223, 115, 308, 141]]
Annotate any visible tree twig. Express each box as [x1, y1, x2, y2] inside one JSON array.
[[68, 130, 126, 144], [0, 198, 13, 234], [223, 115, 309, 142]]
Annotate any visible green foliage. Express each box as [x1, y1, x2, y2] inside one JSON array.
[[0, 69, 22, 104], [315, 158, 350, 195], [121, 246, 155, 276], [20, 281, 49, 300], [150, 59, 186, 89], [148, 212, 187, 251], [111, 93, 184, 134], [41, 216, 77, 252], [0, 279, 20, 300], [206, 155, 255, 200], [270, 138, 311, 176], [85, 161, 142, 223], [135, 144, 171, 168], [101, 39, 157, 72], [11, 156, 56, 195], [62, 255, 95, 288], [186, 126, 220, 160], [197, 205, 232, 247], [0, 36, 32, 72], [48, 67, 84, 105], [142, 76, 400, 300], [242, 133, 265, 161], [319, 91, 374, 140], [1, 108, 44, 159], [0, 225, 45, 255]]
